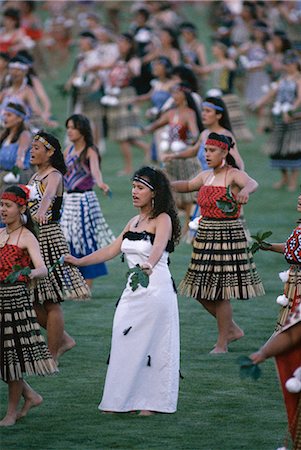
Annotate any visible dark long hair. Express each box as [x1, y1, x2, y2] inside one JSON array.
[[35, 130, 67, 175], [204, 97, 233, 132], [133, 166, 181, 245], [65, 114, 100, 165], [3, 185, 37, 237], [172, 65, 198, 92], [177, 83, 203, 133], [0, 102, 27, 145]]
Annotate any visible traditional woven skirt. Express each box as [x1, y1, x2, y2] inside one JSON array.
[[222, 94, 254, 142], [275, 265, 301, 334], [106, 86, 142, 142], [60, 190, 115, 279], [164, 157, 200, 205], [0, 283, 57, 381], [179, 217, 265, 301], [265, 118, 301, 169], [32, 222, 90, 304]]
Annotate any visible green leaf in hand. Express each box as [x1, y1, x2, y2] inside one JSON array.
[[48, 256, 65, 274], [250, 230, 272, 254], [4, 264, 31, 284], [11, 166, 20, 176], [236, 355, 262, 380], [126, 265, 150, 292]]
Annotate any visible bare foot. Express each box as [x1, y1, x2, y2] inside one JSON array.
[[273, 180, 287, 190], [57, 335, 76, 359], [228, 327, 244, 344], [138, 410, 155, 416], [17, 393, 43, 419], [0, 414, 17, 426], [210, 346, 228, 354]]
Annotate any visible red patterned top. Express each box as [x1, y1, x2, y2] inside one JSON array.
[[0, 244, 31, 282], [197, 185, 241, 219], [284, 225, 301, 264]]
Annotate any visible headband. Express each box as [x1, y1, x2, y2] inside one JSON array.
[[205, 138, 229, 151], [9, 62, 28, 71], [202, 101, 224, 112], [133, 176, 154, 191], [1, 192, 26, 206], [173, 85, 191, 94], [34, 135, 55, 152], [4, 106, 26, 119]]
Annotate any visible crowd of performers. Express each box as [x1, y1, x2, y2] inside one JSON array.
[[0, 1, 301, 449]]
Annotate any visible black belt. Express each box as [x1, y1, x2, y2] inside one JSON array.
[[66, 189, 92, 194]]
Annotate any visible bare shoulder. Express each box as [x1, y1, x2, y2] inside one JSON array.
[[155, 212, 172, 225], [19, 228, 38, 249]]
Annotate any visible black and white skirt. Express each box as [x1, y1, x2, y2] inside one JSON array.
[[179, 218, 265, 301]]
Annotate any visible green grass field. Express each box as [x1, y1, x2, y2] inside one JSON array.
[[1, 3, 299, 449]]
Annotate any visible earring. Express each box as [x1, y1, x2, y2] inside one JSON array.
[[21, 213, 28, 225], [151, 198, 155, 209]]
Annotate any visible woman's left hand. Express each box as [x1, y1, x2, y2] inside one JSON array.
[[99, 182, 110, 195], [140, 263, 153, 275], [236, 189, 249, 204]]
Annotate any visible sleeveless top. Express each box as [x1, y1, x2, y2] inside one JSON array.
[[276, 78, 297, 106], [284, 225, 301, 265], [169, 112, 189, 143], [64, 146, 94, 192], [0, 140, 31, 171], [197, 170, 241, 219], [0, 228, 31, 283], [109, 60, 131, 88], [28, 171, 63, 222]]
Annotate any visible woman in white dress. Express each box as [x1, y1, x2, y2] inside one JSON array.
[[65, 166, 181, 415]]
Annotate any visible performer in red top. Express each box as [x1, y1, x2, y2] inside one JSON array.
[[251, 196, 301, 448], [0, 185, 57, 427], [172, 132, 264, 353]]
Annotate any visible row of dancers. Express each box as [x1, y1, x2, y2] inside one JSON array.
[[1, 128, 301, 450]]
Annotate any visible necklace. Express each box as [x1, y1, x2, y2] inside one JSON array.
[[134, 214, 149, 228], [0, 225, 23, 248]]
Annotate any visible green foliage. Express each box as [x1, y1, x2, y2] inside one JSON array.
[[126, 265, 149, 291], [250, 230, 273, 254], [48, 256, 65, 274], [4, 264, 31, 283], [11, 165, 20, 177], [237, 355, 262, 381], [216, 185, 239, 216]]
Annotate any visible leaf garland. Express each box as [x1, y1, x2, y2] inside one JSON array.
[[126, 264, 150, 292], [249, 230, 272, 254], [236, 355, 262, 380], [216, 185, 239, 217]]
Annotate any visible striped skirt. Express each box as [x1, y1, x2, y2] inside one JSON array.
[[179, 218, 265, 301], [222, 94, 254, 142], [32, 222, 91, 304], [265, 118, 301, 169], [106, 86, 142, 142], [60, 191, 115, 279], [275, 265, 301, 334], [164, 157, 200, 205], [0, 283, 57, 381]]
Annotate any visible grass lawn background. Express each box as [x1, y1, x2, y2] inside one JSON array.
[[0, 2, 298, 449]]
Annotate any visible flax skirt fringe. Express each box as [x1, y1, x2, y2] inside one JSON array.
[[0, 283, 57, 381], [275, 265, 301, 334], [179, 218, 265, 301], [32, 223, 90, 305]]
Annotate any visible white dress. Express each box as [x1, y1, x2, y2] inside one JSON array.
[[99, 231, 180, 413]]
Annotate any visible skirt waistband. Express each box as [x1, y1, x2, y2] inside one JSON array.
[[66, 189, 92, 194]]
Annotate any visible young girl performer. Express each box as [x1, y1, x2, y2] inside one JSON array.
[[251, 194, 301, 448], [173, 132, 264, 353], [0, 185, 57, 427], [28, 131, 90, 363], [65, 166, 181, 415], [61, 114, 114, 288]]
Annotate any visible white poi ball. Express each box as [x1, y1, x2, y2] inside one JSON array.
[[285, 377, 301, 393], [278, 270, 289, 283], [170, 140, 186, 152], [160, 131, 169, 140], [189, 217, 200, 231], [26, 184, 39, 200], [293, 366, 301, 381], [159, 140, 170, 152], [276, 294, 289, 306]]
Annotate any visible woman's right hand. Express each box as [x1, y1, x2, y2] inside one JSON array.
[[161, 153, 174, 162], [64, 254, 81, 266]]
